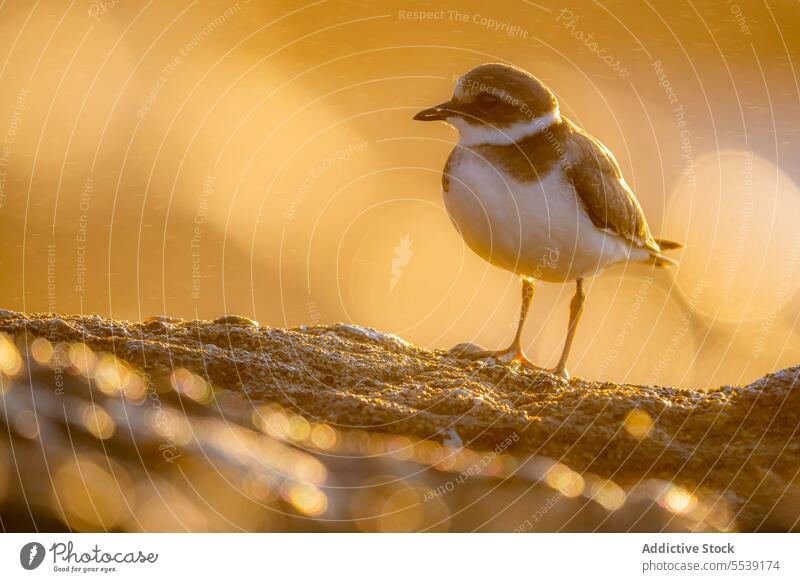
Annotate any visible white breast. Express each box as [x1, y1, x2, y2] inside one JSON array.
[[442, 151, 643, 282]]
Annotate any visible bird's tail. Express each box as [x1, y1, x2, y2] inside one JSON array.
[[649, 253, 679, 267], [654, 237, 684, 251], [648, 237, 683, 267]]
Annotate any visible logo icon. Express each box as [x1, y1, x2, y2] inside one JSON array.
[[390, 235, 413, 292], [19, 542, 45, 570]]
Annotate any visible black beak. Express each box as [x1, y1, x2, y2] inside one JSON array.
[[413, 100, 459, 121]]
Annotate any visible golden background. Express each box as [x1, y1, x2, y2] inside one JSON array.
[[0, 0, 798, 389]]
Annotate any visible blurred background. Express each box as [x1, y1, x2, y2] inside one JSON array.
[[0, 0, 798, 389]]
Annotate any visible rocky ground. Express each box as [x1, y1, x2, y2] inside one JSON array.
[[0, 311, 797, 532]]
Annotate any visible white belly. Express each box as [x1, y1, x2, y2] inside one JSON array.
[[443, 155, 645, 282]]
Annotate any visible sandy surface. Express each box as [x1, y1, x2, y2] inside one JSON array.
[[0, 311, 797, 531]]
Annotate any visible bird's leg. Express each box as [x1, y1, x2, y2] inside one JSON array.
[[552, 278, 586, 381], [450, 278, 541, 369], [508, 277, 535, 360]]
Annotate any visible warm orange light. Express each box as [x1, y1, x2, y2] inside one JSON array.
[[546, 464, 585, 498], [310, 423, 337, 450], [283, 482, 327, 516], [624, 409, 654, 440], [30, 337, 53, 364], [82, 404, 115, 440], [0, 334, 23, 377]]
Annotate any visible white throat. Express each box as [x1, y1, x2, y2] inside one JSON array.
[[449, 109, 562, 147]]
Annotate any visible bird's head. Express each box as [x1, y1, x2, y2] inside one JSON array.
[[414, 63, 560, 146]]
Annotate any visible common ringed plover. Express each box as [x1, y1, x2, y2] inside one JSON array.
[[414, 63, 682, 381]]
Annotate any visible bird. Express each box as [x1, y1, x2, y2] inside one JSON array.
[[414, 63, 682, 381]]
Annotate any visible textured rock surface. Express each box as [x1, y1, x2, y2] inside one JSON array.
[[0, 311, 797, 532]]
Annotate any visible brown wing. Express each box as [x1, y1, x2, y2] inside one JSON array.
[[563, 121, 660, 253]]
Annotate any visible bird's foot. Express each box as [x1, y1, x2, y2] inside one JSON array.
[[449, 343, 572, 382], [549, 366, 571, 382], [448, 342, 545, 372]]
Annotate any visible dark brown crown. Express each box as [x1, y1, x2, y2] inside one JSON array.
[[453, 63, 558, 127]]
